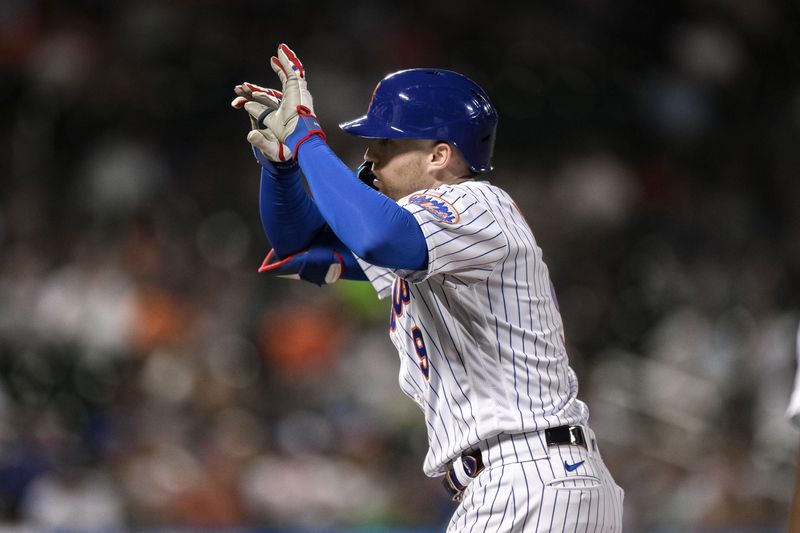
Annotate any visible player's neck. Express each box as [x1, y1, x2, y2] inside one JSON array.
[[434, 174, 474, 187]]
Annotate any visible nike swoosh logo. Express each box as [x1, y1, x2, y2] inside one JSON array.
[[564, 460, 585, 472]]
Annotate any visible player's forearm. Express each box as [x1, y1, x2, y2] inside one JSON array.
[[309, 228, 368, 281], [296, 137, 427, 270], [259, 165, 326, 258], [258, 226, 367, 284]]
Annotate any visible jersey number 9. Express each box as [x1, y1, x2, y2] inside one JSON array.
[[411, 326, 430, 381]]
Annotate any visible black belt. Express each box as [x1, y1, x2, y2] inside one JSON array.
[[442, 425, 587, 501], [544, 425, 587, 449]]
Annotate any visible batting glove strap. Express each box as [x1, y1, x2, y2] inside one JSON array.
[[259, 247, 342, 286], [286, 106, 327, 160], [252, 146, 298, 174], [442, 450, 485, 501]]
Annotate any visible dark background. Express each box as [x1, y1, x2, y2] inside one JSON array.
[[0, 0, 799, 531]]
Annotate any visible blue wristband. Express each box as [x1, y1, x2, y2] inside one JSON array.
[[285, 106, 326, 160]]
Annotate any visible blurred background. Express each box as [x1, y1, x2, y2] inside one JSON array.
[[1, 0, 799, 531]]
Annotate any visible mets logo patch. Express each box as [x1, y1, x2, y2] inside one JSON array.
[[409, 194, 460, 224]]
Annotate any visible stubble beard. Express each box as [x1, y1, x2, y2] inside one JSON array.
[[385, 157, 429, 201]]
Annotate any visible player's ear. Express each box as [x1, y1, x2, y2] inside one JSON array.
[[428, 141, 451, 170], [429, 142, 472, 178]]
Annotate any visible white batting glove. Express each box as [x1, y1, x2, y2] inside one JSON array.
[[244, 43, 325, 159], [231, 82, 292, 163]]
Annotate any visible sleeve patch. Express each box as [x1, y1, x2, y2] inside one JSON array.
[[408, 194, 460, 224]]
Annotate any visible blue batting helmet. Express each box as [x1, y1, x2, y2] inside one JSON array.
[[339, 69, 498, 173]]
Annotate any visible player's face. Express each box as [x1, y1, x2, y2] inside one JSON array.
[[363, 138, 438, 200]]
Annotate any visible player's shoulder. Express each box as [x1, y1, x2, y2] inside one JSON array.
[[451, 180, 515, 205], [407, 180, 511, 210], [401, 181, 507, 225]]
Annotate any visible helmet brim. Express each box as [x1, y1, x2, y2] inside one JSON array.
[[339, 114, 413, 139], [338, 115, 373, 137]]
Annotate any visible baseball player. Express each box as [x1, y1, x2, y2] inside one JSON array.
[[232, 43, 624, 531], [787, 323, 800, 532]]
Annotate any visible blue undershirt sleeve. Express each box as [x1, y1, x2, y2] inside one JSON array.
[[258, 163, 325, 259], [295, 137, 428, 271], [308, 226, 368, 281], [256, 156, 366, 282]]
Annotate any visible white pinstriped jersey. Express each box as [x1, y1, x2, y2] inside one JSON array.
[[356, 180, 589, 477]]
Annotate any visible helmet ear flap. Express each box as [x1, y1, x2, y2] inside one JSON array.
[[339, 69, 498, 173]]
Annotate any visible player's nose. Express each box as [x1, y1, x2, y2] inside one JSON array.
[[363, 138, 385, 163], [363, 146, 377, 164]]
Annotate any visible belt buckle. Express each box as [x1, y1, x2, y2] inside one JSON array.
[[568, 425, 582, 446], [571, 425, 588, 449]]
